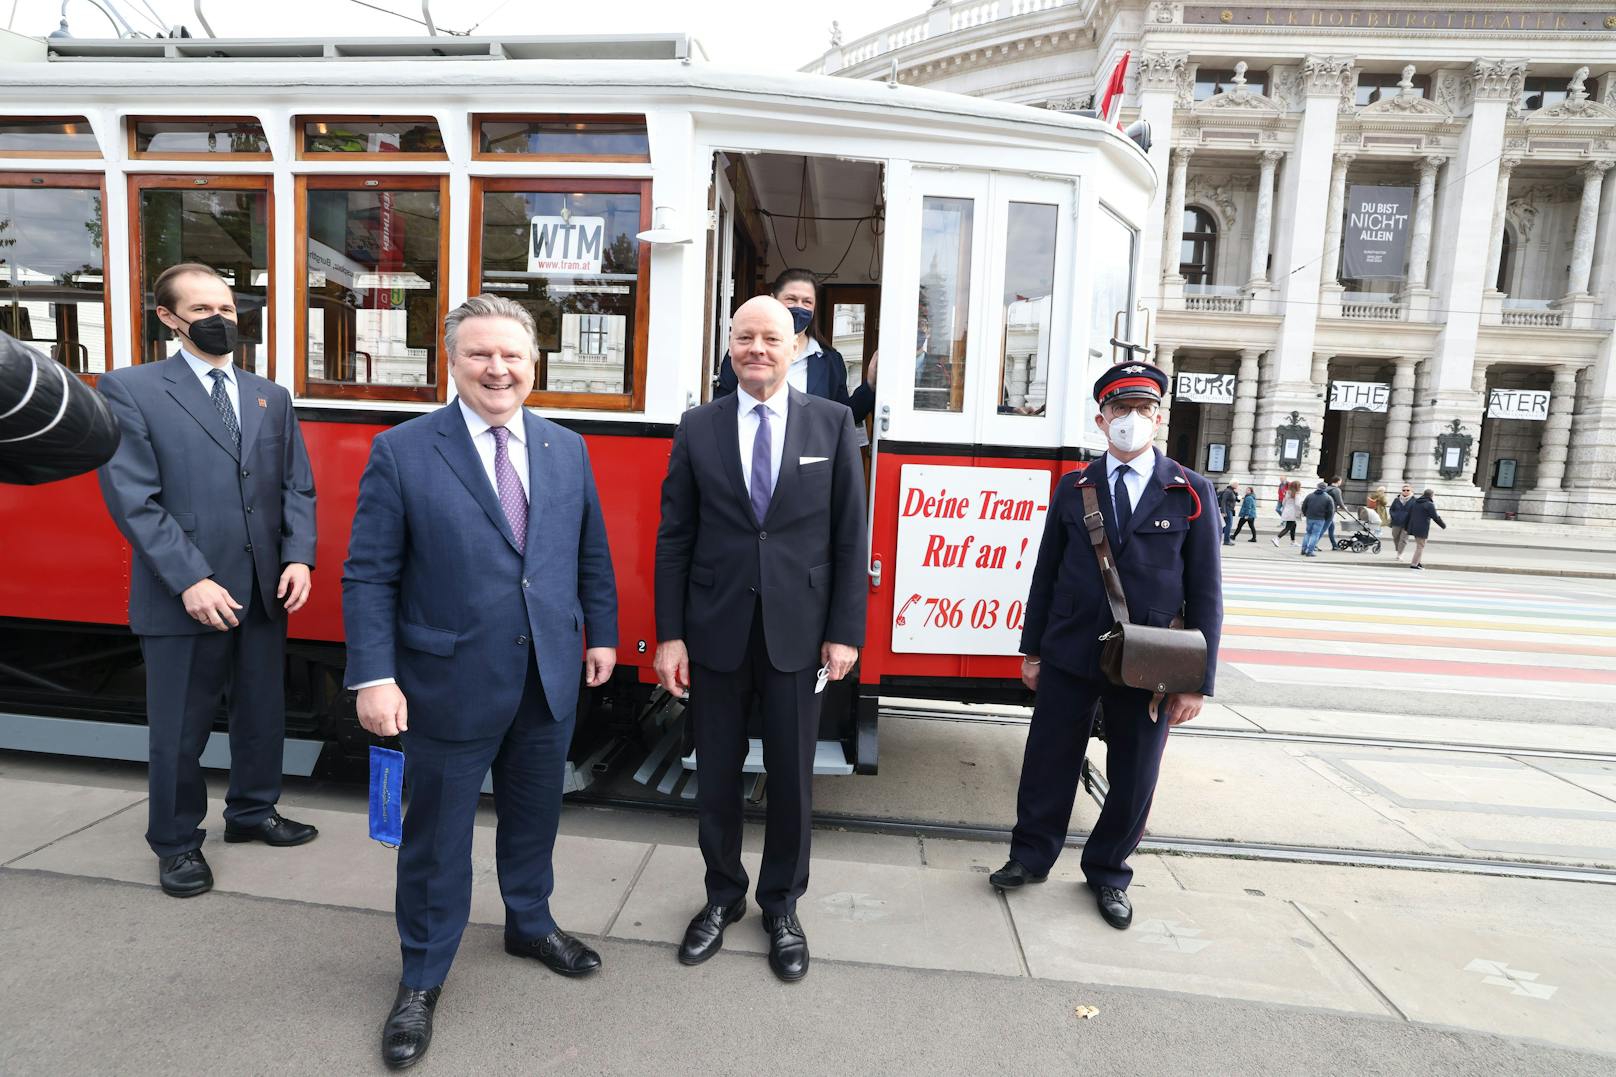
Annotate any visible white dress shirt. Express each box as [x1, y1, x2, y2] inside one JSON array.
[[736, 381, 789, 493], [458, 398, 530, 499], [1105, 450, 1154, 511], [786, 337, 822, 394], [180, 347, 238, 421]]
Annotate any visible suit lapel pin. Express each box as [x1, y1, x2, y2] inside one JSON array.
[[257, 397, 267, 408]]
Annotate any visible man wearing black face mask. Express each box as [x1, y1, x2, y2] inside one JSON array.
[[96, 262, 319, 899]]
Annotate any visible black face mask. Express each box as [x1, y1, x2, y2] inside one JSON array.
[[176, 313, 239, 357], [785, 305, 814, 336]]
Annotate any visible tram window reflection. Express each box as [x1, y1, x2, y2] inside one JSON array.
[[299, 178, 445, 400], [473, 116, 649, 161], [300, 117, 446, 158], [997, 202, 1056, 417], [472, 179, 649, 410], [1088, 205, 1137, 368], [916, 196, 973, 413], [131, 117, 270, 158], [134, 179, 271, 375], [0, 175, 109, 376], [0, 117, 99, 157]]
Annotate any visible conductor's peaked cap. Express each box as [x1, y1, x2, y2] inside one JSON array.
[[1093, 362, 1168, 406]]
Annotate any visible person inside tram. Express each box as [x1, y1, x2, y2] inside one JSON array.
[[714, 268, 877, 422]]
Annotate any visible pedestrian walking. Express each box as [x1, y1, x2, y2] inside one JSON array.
[[1231, 487, 1259, 542], [1365, 486, 1391, 537], [1299, 481, 1335, 557], [1389, 483, 1414, 558], [1405, 488, 1447, 569], [1219, 482, 1240, 545], [1325, 475, 1346, 550], [1271, 479, 1301, 546]]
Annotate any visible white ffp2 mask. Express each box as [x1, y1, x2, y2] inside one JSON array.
[[1106, 410, 1154, 453]]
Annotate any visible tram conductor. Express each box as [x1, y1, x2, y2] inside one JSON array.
[[96, 263, 318, 900], [654, 295, 867, 983], [990, 362, 1222, 929]]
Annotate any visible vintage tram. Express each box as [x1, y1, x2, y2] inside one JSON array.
[[0, 31, 1155, 788]]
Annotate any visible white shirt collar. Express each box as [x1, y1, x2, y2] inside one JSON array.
[[736, 380, 790, 418], [457, 398, 526, 444], [1105, 450, 1154, 482], [792, 338, 822, 365], [180, 347, 233, 383]]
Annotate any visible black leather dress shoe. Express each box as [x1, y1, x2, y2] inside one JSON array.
[[764, 913, 809, 983], [382, 983, 441, 1071], [158, 849, 212, 898], [678, 898, 746, 966], [989, 858, 1048, 890], [505, 929, 601, 977], [1094, 884, 1133, 930], [223, 812, 318, 847]]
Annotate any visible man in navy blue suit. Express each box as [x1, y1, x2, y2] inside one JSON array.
[[990, 362, 1223, 931], [343, 295, 618, 1070]]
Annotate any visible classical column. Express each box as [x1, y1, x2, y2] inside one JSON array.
[[1248, 150, 1283, 285], [1310, 351, 1330, 387], [1567, 160, 1612, 297], [1154, 344, 1177, 451], [1161, 147, 1193, 281], [1229, 348, 1261, 476], [1134, 51, 1189, 297], [1319, 153, 1354, 287], [1380, 356, 1418, 484], [1534, 364, 1581, 489], [1483, 157, 1520, 293], [1406, 156, 1444, 290]]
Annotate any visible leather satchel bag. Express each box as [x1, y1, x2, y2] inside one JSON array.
[[1080, 484, 1207, 696]]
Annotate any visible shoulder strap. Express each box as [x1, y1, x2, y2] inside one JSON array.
[[1080, 483, 1132, 628]]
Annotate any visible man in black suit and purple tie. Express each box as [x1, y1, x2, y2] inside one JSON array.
[[653, 295, 867, 983]]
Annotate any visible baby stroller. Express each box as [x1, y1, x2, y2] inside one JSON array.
[[1334, 508, 1381, 554]]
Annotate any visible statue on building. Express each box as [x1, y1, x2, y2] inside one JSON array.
[[830, 20, 843, 48]]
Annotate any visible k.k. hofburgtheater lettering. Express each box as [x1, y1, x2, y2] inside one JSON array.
[[1184, 6, 1616, 31]]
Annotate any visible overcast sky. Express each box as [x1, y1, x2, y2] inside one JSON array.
[[5, 0, 929, 70]]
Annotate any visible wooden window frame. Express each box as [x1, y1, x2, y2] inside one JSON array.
[[126, 116, 272, 162], [468, 176, 651, 412], [0, 116, 102, 159], [295, 116, 448, 161], [0, 171, 113, 382], [126, 172, 276, 379], [294, 174, 450, 403], [470, 114, 651, 163]]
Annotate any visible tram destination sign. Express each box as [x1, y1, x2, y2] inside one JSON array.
[[1487, 388, 1551, 421], [1175, 372, 1236, 405], [529, 215, 605, 275], [1342, 186, 1412, 281], [1328, 381, 1390, 412], [892, 464, 1050, 655], [1182, 7, 1613, 31]]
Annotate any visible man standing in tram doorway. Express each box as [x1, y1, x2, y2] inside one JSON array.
[[654, 295, 867, 983], [96, 263, 319, 900], [343, 295, 617, 1070], [990, 362, 1223, 930]]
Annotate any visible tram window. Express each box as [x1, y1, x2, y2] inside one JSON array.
[[916, 196, 973, 413], [130, 117, 270, 158], [132, 176, 271, 376], [470, 177, 650, 411], [0, 174, 109, 377], [0, 117, 99, 157], [1088, 205, 1138, 367], [299, 117, 446, 158], [997, 202, 1057, 416], [296, 176, 447, 401], [472, 116, 650, 161]]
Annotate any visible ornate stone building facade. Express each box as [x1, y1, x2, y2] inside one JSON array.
[[810, 2, 1616, 523]]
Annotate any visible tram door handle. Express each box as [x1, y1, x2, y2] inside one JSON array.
[[878, 403, 890, 434], [868, 556, 882, 590]]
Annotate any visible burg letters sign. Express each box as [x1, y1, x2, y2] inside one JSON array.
[[1487, 388, 1551, 421], [529, 215, 605, 275], [1342, 185, 1412, 281], [1175, 372, 1236, 405]]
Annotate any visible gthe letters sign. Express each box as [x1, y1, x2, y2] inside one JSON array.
[[1487, 389, 1551, 421], [1328, 381, 1390, 412], [1175, 372, 1236, 405]]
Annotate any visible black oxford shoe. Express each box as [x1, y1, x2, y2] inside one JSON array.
[[382, 983, 441, 1071], [764, 913, 809, 983], [678, 898, 746, 966], [158, 849, 212, 898], [223, 811, 318, 847], [1094, 884, 1133, 930], [505, 929, 601, 977], [989, 858, 1048, 890]]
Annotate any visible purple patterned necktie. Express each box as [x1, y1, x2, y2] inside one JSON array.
[[749, 402, 773, 526], [490, 426, 527, 553]]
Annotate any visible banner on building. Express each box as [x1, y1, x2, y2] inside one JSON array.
[[1487, 388, 1551, 421], [1328, 380, 1390, 412], [1342, 185, 1413, 280], [529, 215, 605, 275], [1174, 372, 1236, 405]]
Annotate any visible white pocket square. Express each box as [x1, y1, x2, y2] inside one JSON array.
[[800, 456, 828, 465]]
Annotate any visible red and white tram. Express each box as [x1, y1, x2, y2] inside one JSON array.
[[0, 31, 1155, 784]]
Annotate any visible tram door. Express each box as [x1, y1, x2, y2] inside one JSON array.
[[706, 156, 737, 402]]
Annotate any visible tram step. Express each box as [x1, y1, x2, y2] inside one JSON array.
[[0, 712, 324, 776], [681, 739, 854, 777]]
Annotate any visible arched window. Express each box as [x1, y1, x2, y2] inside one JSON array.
[[1496, 228, 1514, 294], [1180, 207, 1217, 286]]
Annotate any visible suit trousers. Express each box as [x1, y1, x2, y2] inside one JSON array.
[[396, 656, 574, 990], [1008, 662, 1172, 891], [139, 582, 285, 858], [690, 602, 822, 917]]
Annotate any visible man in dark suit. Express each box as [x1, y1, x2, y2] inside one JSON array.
[[343, 294, 618, 1070], [990, 362, 1222, 930], [96, 263, 319, 899], [654, 295, 867, 983]]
